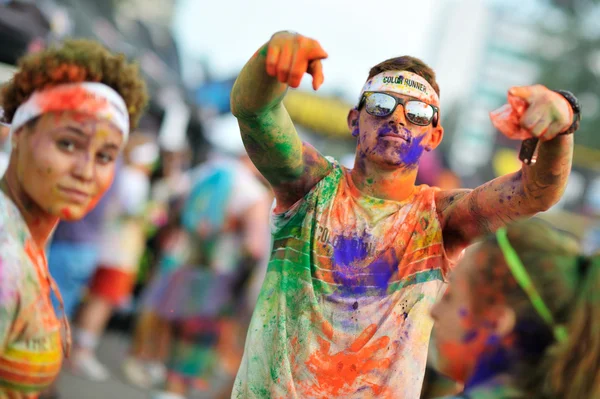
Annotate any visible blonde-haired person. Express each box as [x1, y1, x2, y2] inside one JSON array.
[[0, 39, 147, 397], [431, 219, 600, 399]]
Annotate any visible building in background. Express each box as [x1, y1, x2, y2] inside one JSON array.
[[428, 0, 599, 233], [429, 0, 552, 181]]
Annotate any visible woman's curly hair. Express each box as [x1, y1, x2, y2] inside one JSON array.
[[1, 39, 148, 131]]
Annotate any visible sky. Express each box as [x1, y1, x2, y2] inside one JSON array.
[[172, 0, 441, 101]]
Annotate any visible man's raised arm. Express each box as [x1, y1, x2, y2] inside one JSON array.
[[231, 31, 332, 210], [437, 86, 577, 258]]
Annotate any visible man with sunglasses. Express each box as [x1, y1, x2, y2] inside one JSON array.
[[230, 31, 578, 399]]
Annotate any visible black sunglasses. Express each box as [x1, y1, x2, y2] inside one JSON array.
[[359, 92, 439, 127]]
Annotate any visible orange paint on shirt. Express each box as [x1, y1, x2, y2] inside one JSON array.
[[304, 324, 391, 397]]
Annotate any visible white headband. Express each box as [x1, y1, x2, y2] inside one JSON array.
[[360, 71, 439, 106], [9, 82, 130, 141]]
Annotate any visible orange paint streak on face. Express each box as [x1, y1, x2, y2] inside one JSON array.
[[304, 323, 391, 397], [85, 196, 101, 213], [438, 340, 471, 382], [85, 166, 115, 213], [60, 207, 72, 219]]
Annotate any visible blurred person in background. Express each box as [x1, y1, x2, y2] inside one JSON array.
[[0, 39, 147, 398], [150, 114, 272, 399], [416, 151, 461, 190], [230, 31, 580, 398], [67, 133, 158, 381], [430, 219, 600, 399], [582, 220, 600, 256], [122, 144, 193, 389]]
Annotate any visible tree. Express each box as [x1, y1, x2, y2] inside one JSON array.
[[537, 0, 600, 153]]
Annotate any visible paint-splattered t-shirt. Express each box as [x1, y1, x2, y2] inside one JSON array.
[[0, 191, 63, 398], [234, 161, 453, 399]]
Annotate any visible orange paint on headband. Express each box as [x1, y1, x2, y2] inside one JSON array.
[[37, 85, 108, 115]]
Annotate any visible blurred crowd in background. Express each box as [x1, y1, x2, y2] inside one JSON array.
[[0, 0, 598, 398]]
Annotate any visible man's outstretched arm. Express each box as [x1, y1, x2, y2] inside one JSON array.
[[437, 86, 576, 258], [231, 31, 332, 211]]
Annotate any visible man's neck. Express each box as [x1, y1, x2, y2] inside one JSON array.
[[0, 167, 59, 250], [350, 155, 418, 202]]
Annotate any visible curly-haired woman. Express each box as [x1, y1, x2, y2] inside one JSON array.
[[0, 39, 147, 398]]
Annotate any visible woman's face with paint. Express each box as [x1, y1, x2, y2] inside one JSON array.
[[430, 245, 512, 383], [348, 92, 443, 170], [12, 111, 123, 220]]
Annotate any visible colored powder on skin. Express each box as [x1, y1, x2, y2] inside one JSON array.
[[351, 118, 359, 137], [396, 134, 425, 166], [463, 329, 479, 343], [95, 128, 109, 140], [60, 207, 72, 218], [373, 124, 426, 167], [464, 342, 510, 390], [377, 124, 395, 137]]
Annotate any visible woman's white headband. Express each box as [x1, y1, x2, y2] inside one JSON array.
[[9, 82, 129, 140]]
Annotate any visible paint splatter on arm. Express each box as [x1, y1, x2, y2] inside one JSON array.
[[438, 135, 573, 258], [231, 40, 332, 211]]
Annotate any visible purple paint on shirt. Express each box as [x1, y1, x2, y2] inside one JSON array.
[[332, 233, 397, 295]]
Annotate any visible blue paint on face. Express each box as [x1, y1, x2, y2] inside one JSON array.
[[463, 329, 479, 343], [464, 339, 510, 391], [396, 134, 425, 166], [377, 124, 395, 136], [351, 117, 360, 137], [371, 122, 426, 168], [332, 233, 397, 296]]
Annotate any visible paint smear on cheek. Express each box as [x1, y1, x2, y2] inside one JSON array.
[[438, 341, 470, 381], [60, 207, 72, 218], [396, 134, 425, 166], [85, 168, 115, 212]]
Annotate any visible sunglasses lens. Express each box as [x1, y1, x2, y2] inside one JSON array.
[[405, 101, 434, 125], [365, 93, 397, 117]]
